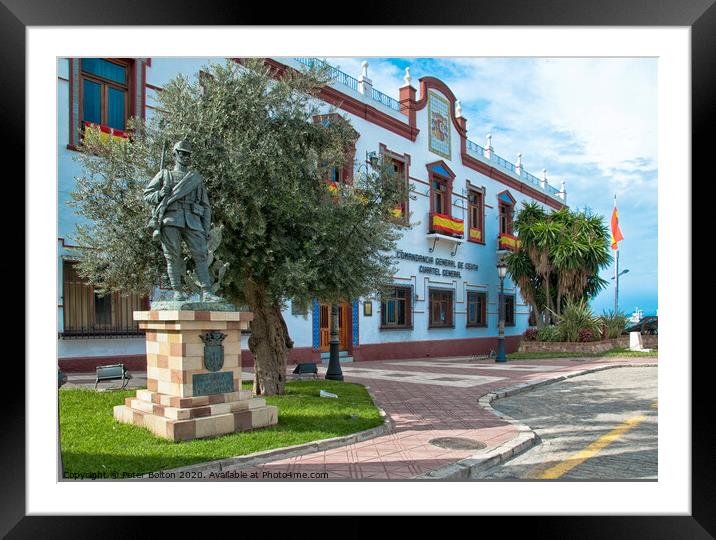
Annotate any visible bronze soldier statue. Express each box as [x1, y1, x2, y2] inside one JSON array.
[[144, 139, 219, 302]]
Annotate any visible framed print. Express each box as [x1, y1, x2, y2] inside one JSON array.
[[10, 0, 710, 535]]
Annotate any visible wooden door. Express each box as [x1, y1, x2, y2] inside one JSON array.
[[319, 303, 330, 352], [319, 302, 350, 351]]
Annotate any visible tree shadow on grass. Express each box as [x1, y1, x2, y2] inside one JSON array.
[[59, 381, 384, 477]]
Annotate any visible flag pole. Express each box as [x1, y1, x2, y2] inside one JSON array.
[[614, 195, 619, 314]]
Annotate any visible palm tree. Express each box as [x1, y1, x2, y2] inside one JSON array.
[[505, 202, 612, 325]]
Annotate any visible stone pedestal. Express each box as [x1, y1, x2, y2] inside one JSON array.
[[113, 310, 278, 441]]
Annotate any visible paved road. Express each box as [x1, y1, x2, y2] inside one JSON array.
[[477, 366, 657, 480]]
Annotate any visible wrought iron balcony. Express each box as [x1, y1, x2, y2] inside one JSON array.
[[429, 212, 464, 239], [83, 121, 129, 141], [498, 233, 520, 251]]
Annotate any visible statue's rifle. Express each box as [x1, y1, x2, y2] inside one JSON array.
[[151, 141, 170, 242]]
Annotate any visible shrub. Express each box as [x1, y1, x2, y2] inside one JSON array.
[[553, 299, 602, 342], [578, 328, 594, 342], [600, 310, 628, 339], [523, 328, 538, 341], [537, 325, 561, 342]]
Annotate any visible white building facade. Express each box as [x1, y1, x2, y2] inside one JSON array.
[[57, 57, 566, 371]]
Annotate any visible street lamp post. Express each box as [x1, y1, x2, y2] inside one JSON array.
[[325, 302, 344, 381], [496, 261, 508, 363]]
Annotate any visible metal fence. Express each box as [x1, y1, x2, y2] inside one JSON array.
[[294, 57, 359, 92], [466, 139, 562, 199], [294, 57, 401, 111], [520, 170, 542, 188], [60, 261, 148, 338], [493, 153, 515, 173], [371, 87, 401, 111], [466, 138, 485, 157]]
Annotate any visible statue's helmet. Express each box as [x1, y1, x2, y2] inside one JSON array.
[[173, 139, 192, 154]]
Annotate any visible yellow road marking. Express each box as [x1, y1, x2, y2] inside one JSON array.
[[534, 414, 648, 480]]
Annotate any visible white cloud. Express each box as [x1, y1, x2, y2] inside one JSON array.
[[358, 57, 659, 207]]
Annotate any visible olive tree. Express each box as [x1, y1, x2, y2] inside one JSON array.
[[70, 59, 406, 395]]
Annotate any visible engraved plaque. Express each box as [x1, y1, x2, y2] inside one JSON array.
[[192, 372, 234, 396]]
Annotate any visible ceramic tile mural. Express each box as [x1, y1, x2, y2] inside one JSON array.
[[428, 91, 451, 159]]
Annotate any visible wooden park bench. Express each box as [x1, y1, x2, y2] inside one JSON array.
[[95, 364, 132, 390], [291, 362, 319, 380]]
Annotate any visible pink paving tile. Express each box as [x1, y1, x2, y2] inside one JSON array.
[[228, 356, 657, 479]]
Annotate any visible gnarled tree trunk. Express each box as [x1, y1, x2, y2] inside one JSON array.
[[245, 281, 291, 396]]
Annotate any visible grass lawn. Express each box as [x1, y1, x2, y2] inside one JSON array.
[[60, 380, 383, 476], [507, 347, 658, 360]]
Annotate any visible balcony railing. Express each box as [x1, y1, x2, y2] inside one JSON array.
[[59, 327, 145, 339], [294, 57, 401, 112], [83, 121, 129, 142], [493, 153, 515, 173], [294, 57, 359, 92], [371, 87, 401, 112], [466, 138, 486, 157], [430, 212, 464, 238], [465, 137, 563, 200], [498, 233, 521, 251]]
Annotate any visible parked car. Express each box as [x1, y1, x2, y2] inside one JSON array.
[[624, 316, 658, 335]]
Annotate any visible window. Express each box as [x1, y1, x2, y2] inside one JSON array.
[[69, 58, 145, 149], [429, 289, 454, 328], [314, 114, 358, 186], [80, 58, 130, 132], [380, 287, 412, 328], [467, 291, 487, 327], [390, 158, 409, 223], [431, 177, 449, 215], [468, 188, 484, 242], [499, 202, 513, 235], [499, 293, 516, 327], [379, 144, 411, 225], [427, 161, 455, 218], [497, 191, 516, 236], [61, 261, 148, 337]]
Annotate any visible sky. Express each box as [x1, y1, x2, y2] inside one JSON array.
[[326, 57, 658, 318]]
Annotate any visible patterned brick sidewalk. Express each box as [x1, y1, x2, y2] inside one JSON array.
[[66, 355, 656, 479], [229, 355, 657, 480]]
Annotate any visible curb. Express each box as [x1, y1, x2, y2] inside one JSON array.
[[418, 362, 658, 480], [147, 384, 393, 478]]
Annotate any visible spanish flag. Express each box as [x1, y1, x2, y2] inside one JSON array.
[[610, 197, 624, 250]]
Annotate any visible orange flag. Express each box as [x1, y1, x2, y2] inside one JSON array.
[[610, 199, 624, 250]]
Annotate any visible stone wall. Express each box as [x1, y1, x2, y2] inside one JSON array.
[[518, 335, 658, 353]]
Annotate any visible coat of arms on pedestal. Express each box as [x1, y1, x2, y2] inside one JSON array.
[[200, 331, 227, 372]]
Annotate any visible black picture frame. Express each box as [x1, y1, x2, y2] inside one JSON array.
[[8, 0, 707, 535], [363, 301, 373, 317]]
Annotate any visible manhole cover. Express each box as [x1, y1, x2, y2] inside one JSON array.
[[428, 437, 487, 451]]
